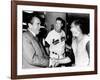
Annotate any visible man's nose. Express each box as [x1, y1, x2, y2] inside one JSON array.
[[71, 27, 74, 31], [40, 26, 44, 28], [70, 27, 73, 32]]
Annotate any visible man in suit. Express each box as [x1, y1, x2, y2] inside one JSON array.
[[22, 15, 49, 68]]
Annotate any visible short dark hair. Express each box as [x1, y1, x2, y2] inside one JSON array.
[[28, 14, 41, 24], [72, 19, 89, 34], [56, 17, 63, 23]]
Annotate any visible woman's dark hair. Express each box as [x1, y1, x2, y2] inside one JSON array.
[[72, 19, 89, 34]]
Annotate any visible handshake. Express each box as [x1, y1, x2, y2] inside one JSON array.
[[49, 58, 59, 67]]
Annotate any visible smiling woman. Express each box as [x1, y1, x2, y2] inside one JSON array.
[[70, 19, 90, 66]]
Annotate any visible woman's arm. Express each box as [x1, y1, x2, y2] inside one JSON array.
[[54, 56, 71, 67], [86, 41, 90, 58], [58, 57, 71, 64]]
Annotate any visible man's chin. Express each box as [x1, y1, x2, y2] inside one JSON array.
[[37, 31, 40, 35]]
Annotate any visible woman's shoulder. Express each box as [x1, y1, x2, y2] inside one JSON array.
[[83, 34, 89, 42]]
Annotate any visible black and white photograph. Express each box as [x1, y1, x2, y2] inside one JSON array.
[[11, 1, 97, 79], [22, 11, 89, 68]]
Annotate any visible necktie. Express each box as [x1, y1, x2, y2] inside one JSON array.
[[35, 36, 48, 59]]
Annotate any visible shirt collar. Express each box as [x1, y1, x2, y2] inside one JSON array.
[[28, 28, 36, 37]]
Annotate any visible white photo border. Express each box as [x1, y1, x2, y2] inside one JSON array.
[[17, 5, 94, 75]]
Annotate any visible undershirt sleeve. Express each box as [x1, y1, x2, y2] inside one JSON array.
[[45, 32, 52, 45]]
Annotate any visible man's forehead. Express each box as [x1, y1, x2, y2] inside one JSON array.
[[56, 20, 62, 24], [56, 20, 61, 22]]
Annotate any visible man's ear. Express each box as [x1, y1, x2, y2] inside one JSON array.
[[61, 23, 63, 27], [28, 23, 32, 28]]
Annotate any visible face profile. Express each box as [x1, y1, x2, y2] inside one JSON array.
[[70, 21, 82, 37], [29, 16, 41, 35]]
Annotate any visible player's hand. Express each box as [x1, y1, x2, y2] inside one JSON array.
[[54, 62, 59, 67]]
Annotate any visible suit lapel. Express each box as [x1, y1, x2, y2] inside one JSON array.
[[27, 30, 48, 59]]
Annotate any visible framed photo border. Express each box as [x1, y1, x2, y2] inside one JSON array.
[[11, 0, 98, 79]]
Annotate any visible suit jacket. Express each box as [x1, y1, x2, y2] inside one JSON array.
[[22, 30, 49, 68]]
